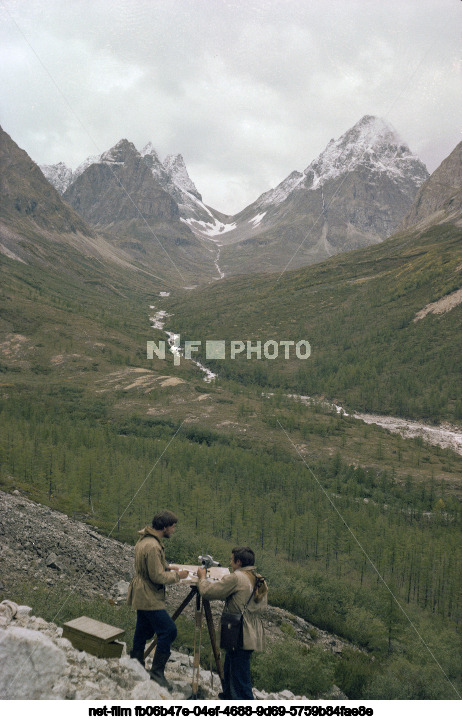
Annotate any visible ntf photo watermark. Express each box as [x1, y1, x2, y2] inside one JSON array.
[[147, 336, 312, 366]]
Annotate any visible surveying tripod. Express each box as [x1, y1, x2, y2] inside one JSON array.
[[144, 585, 224, 698]]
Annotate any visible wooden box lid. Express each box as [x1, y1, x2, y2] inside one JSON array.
[[63, 616, 124, 642]]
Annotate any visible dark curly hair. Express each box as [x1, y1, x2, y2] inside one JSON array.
[[152, 509, 179, 530]]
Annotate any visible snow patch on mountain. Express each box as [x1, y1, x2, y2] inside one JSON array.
[[163, 153, 201, 199], [138, 143, 218, 228], [256, 170, 305, 209], [248, 212, 266, 227], [140, 142, 171, 185], [181, 217, 237, 238], [140, 142, 161, 164], [74, 154, 101, 178], [100, 139, 136, 165], [305, 115, 428, 190], [40, 162, 74, 194]]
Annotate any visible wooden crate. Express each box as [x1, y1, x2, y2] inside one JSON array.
[[62, 616, 125, 658]]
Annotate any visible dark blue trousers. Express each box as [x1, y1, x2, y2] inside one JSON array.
[[132, 609, 177, 656], [223, 649, 254, 700]]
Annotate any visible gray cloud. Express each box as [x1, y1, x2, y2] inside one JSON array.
[[1, 0, 460, 213]]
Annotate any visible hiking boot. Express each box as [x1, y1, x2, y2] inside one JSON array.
[[150, 649, 172, 689]]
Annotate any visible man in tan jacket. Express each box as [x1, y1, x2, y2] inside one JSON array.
[[197, 546, 267, 700], [127, 510, 188, 688]]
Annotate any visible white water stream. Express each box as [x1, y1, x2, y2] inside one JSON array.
[[351, 413, 462, 456], [214, 245, 225, 279], [283, 394, 462, 456], [149, 305, 217, 382], [148, 303, 462, 454]]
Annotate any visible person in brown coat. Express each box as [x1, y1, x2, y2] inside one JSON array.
[[127, 509, 188, 688], [197, 546, 267, 700]]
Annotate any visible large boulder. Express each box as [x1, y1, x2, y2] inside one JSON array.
[[0, 625, 66, 699]]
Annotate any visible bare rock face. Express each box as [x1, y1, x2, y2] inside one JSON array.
[[63, 139, 179, 228], [0, 625, 66, 699], [400, 141, 462, 229]]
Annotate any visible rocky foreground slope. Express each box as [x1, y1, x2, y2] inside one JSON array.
[[0, 489, 349, 700]]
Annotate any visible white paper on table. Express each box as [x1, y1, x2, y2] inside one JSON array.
[[170, 564, 230, 584]]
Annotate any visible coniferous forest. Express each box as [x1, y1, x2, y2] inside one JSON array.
[[0, 182, 461, 701]]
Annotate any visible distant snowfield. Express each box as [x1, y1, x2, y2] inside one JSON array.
[[182, 216, 237, 237]]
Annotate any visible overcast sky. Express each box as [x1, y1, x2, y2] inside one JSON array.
[[1, 0, 460, 214]]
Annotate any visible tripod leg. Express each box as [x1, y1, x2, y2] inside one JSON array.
[[144, 586, 197, 659], [191, 589, 203, 698], [203, 599, 224, 689], [172, 587, 197, 621]]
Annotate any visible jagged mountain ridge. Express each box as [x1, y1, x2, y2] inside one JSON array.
[[39, 115, 430, 278], [42, 141, 226, 236], [211, 115, 429, 275], [60, 138, 218, 282], [0, 127, 215, 284], [63, 139, 180, 226]]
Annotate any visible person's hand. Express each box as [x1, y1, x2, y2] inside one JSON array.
[[197, 567, 206, 580], [178, 569, 189, 579]]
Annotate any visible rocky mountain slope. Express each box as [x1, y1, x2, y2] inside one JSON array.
[[43, 141, 226, 241], [0, 126, 167, 279], [400, 140, 462, 229], [0, 489, 350, 700], [215, 116, 429, 274], [0, 126, 90, 239], [39, 116, 430, 278], [63, 139, 179, 227], [60, 139, 217, 282]]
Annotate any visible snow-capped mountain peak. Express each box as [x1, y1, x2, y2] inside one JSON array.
[[246, 116, 428, 215], [100, 139, 136, 165], [138, 141, 170, 185], [140, 142, 161, 164], [73, 154, 100, 178], [304, 115, 428, 189], [40, 161, 74, 194], [163, 153, 201, 200]]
